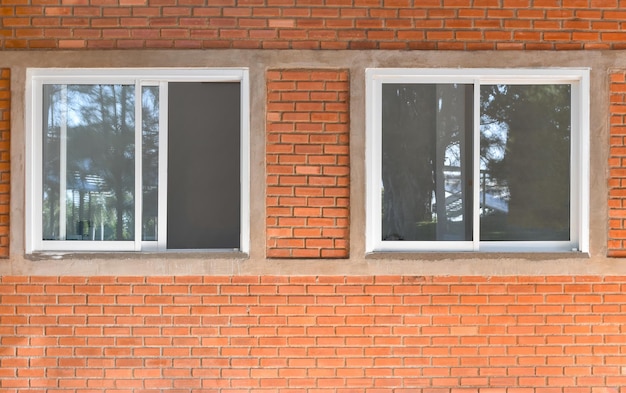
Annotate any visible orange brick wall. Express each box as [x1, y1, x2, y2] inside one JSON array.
[[3, 4, 626, 392], [266, 69, 349, 258], [3, 3, 626, 50], [609, 72, 626, 256], [1, 276, 626, 392], [0, 69, 9, 258]]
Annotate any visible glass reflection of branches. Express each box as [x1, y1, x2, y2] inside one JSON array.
[[480, 84, 571, 241], [380, 82, 571, 243], [42, 84, 136, 241], [381, 83, 473, 242], [142, 86, 159, 241]]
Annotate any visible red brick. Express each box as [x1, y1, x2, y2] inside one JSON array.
[[266, 69, 350, 259], [610, 73, 626, 255]]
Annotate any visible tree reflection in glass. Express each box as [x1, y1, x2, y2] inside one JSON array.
[[42, 84, 135, 241], [381, 82, 571, 243], [480, 85, 571, 241], [141, 86, 159, 241], [381, 84, 473, 241]]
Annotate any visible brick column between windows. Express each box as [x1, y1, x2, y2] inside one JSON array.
[[266, 69, 349, 258], [609, 72, 626, 256], [0, 69, 9, 257]]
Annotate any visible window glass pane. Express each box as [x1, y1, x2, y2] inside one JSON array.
[[42, 84, 135, 241], [167, 82, 241, 249], [381, 83, 473, 241], [42, 85, 61, 240], [141, 86, 159, 241], [479, 84, 571, 241]]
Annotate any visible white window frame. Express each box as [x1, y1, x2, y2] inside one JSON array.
[[26, 68, 250, 254], [366, 68, 590, 253]]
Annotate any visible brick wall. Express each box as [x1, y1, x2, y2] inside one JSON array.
[[266, 69, 349, 258], [4, 3, 626, 50], [2, 3, 626, 392], [1, 275, 626, 392], [609, 71, 626, 256], [0, 69, 9, 258]]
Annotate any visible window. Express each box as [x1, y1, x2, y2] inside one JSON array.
[[366, 68, 589, 253], [26, 69, 250, 253]]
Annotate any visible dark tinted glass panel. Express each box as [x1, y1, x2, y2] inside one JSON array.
[[479, 84, 571, 241], [167, 82, 241, 249], [381, 83, 473, 241]]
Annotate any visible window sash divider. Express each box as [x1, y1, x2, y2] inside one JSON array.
[[157, 82, 168, 252], [472, 79, 481, 251], [59, 86, 68, 241], [134, 82, 142, 251]]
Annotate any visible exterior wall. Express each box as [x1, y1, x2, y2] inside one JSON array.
[[0, 49, 615, 275], [2, 275, 626, 392], [1, 3, 626, 392], [609, 71, 626, 256], [3, 2, 626, 50], [2, 48, 622, 391], [266, 69, 350, 258]]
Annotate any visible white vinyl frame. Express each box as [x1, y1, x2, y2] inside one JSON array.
[[365, 68, 590, 253], [26, 68, 250, 254]]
